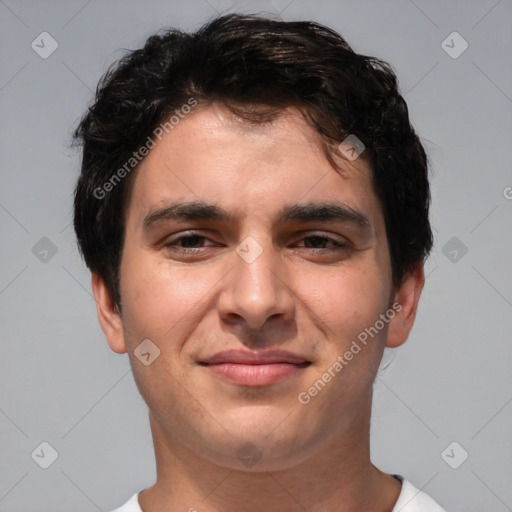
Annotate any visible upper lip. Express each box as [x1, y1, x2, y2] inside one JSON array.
[[201, 350, 310, 365]]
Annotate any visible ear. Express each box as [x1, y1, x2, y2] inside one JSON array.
[[91, 273, 127, 354], [386, 264, 425, 348]]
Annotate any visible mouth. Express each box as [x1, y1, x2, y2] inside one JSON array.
[[199, 350, 312, 387]]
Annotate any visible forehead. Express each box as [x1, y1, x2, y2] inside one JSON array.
[[128, 103, 379, 225]]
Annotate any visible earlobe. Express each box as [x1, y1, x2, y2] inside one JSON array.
[[91, 273, 127, 354], [386, 265, 425, 348]]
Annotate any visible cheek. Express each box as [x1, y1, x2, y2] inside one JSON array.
[[118, 250, 221, 348], [297, 260, 391, 344], [118, 254, 217, 414]]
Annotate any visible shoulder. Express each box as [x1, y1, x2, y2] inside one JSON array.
[[108, 492, 142, 512], [107, 481, 448, 512], [392, 478, 448, 512]]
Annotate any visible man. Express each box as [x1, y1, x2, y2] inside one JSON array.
[[73, 13, 447, 512]]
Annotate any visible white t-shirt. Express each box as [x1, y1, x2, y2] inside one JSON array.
[[109, 476, 447, 511]]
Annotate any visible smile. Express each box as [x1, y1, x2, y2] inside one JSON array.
[[199, 350, 312, 386]]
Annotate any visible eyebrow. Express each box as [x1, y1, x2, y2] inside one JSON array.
[[143, 200, 372, 233], [278, 203, 371, 231], [143, 201, 234, 230]]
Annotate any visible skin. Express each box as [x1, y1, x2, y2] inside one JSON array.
[[92, 103, 424, 512]]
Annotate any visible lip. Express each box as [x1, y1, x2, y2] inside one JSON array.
[[200, 350, 311, 387], [201, 349, 309, 365]]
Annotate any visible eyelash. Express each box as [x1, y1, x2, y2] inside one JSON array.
[[163, 232, 348, 253]]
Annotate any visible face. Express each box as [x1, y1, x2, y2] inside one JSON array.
[[94, 103, 423, 471]]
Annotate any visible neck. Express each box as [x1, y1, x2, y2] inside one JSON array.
[[138, 398, 401, 512]]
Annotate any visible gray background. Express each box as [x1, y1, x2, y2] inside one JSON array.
[[1, 0, 511, 510]]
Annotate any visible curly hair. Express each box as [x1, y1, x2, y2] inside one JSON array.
[[73, 13, 433, 306]]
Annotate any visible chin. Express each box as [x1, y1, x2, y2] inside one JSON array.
[[201, 439, 313, 473], [194, 417, 318, 472]]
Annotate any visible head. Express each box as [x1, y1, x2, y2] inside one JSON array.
[[73, 14, 432, 471]]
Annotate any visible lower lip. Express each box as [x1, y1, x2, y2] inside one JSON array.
[[203, 362, 309, 386]]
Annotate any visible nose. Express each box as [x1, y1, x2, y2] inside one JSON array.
[[217, 237, 296, 333]]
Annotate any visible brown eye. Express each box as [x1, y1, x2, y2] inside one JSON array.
[[177, 235, 206, 248], [296, 235, 348, 250], [163, 232, 218, 253]]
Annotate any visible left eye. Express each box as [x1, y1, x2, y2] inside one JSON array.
[[296, 235, 346, 249], [166, 234, 214, 250]]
